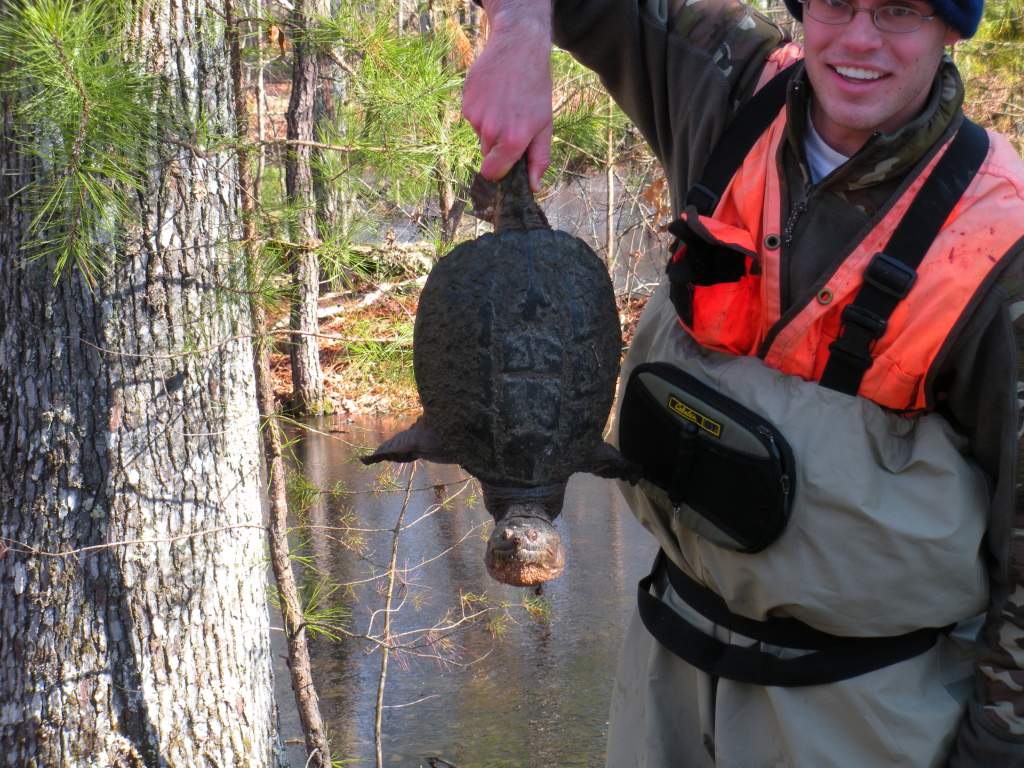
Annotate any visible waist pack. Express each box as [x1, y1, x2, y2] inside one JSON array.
[[619, 362, 795, 553]]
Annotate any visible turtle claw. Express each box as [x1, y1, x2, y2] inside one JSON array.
[[361, 417, 451, 465], [584, 441, 642, 483]]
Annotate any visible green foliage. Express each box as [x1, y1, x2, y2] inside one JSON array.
[[317, 216, 377, 291], [521, 593, 553, 623], [287, 470, 323, 520], [549, 50, 631, 177], [249, 236, 296, 315], [293, 7, 642, 281], [977, 0, 1024, 41], [958, 0, 1024, 150], [960, 0, 1024, 70], [343, 317, 414, 384], [324, 14, 478, 205], [423, 218, 467, 260], [268, 579, 352, 643], [299, 578, 352, 642], [369, 462, 405, 493], [0, 0, 153, 286]]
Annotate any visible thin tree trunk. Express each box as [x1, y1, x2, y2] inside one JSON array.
[[606, 93, 615, 270], [285, 0, 328, 415], [434, 10, 470, 246], [227, 2, 332, 765], [255, 0, 268, 191], [0, 2, 276, 764], [437, 162, 461, 245], [312, 0, 341, 233]]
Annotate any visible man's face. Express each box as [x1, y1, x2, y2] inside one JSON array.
[[802, 0, 960, 155]]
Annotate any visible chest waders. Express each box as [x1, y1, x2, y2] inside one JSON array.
[[618, 64, 992, 687]]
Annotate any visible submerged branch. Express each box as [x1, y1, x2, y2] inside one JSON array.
[[375, 470, 416, 768]]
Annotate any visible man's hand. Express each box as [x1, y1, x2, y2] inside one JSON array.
[[462, 2, 553, 191]]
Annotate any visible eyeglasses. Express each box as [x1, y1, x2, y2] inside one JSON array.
[[799, 0, 937, 33]]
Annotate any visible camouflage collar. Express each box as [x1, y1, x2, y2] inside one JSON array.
[[784, 56, 964, 192]]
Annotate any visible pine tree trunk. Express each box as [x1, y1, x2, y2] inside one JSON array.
[[228, 1, 331, 762], [0, 3, 278, 765], [285, 0, 328, 416], [312, 0, 342, 232]]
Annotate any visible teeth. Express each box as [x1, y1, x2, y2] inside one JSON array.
[[835, 66, 883, 81]]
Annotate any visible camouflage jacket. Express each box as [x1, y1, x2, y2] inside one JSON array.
[[551, 0, 1024, 764]]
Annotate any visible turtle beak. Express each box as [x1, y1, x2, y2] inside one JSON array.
[[485, 511, 565, 587]]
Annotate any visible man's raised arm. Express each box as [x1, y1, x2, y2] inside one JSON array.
[[461, 0, 553, 190]]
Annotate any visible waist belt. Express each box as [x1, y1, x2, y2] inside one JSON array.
[[638, 551, 952, 687]]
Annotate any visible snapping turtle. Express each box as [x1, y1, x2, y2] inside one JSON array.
[[362, 159, 636, 586]]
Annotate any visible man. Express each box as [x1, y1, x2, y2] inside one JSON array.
[[463, 0, 1024, 765]]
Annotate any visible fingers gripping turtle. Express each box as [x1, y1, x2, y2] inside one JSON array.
[[363, 158, 638, 586]]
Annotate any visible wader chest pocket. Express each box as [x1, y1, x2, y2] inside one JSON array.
[[620, 362, 795, 553], [666, 211, 762, 356]]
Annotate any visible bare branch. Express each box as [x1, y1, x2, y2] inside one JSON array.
[[0, 524, 268, 559], [381, 694, 439, 709], [336, 520, 488, 588], [375, 470, 417, 768]]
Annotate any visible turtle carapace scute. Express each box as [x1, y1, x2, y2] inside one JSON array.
[[363, 158, 637, 586]]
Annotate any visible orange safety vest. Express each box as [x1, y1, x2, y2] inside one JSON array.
[[672, 55, 1024, 412]]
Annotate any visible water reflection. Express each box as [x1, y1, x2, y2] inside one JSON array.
[[277, 415, 655, 767]]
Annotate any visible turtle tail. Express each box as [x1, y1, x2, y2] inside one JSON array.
[[494, 157, 549, 232]]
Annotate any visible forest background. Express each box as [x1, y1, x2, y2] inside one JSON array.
[[0, 0, 1021, 767]]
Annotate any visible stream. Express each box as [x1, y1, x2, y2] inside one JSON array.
[[274, 415, 657, 768]]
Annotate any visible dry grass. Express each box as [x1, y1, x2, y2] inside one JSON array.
[[270, 292, 420, 414]]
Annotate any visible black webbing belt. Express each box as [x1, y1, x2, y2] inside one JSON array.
[[638, 551, 952, 687], [819, 120, 990, 395]]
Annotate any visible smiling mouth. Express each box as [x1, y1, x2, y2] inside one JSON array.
[[831, 65, 888, 83]]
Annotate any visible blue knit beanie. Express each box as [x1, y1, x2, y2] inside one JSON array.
[[784, 0, 984, 38]]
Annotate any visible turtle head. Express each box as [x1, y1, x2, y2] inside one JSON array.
[[481, 482, 566, 587]]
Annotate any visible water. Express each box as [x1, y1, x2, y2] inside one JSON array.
[[369, 169, 669, 298], [275, 415, 657, 768]]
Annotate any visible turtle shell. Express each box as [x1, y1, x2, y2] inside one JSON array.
[[413, 227, 621, 486]]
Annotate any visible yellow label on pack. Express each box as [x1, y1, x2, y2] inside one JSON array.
[[667, 394, 722, 438]]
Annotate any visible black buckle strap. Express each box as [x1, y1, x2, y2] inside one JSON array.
[[684, 64, 798, 216], [841, 303, 888, 338], [825, 341, 874, 374], [637, 551, 950, 687], [685, 183, 720, 216], [863, 252, 917, 299], [820, 121, 989, 398], [824, 303, 889, 379]]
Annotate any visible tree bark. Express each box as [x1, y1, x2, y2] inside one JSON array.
[[0, 2, 278, 765], [228, 1, 332, 763], [285, 0, 329, 415], [312, 0, 342, 233]]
